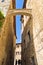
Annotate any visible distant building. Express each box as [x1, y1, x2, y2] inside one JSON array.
[[15, 43, 22, 65]]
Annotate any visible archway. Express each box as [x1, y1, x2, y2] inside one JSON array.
[[8, 9, 32, 16], [18, 59, 21, 65]]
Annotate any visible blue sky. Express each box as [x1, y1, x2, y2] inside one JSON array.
[[16, 0, 24, 43]]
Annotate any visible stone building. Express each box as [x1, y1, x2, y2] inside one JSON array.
[[21, 0, 43, 65], [14, 43, 22, 65], [0, 0, 10, 16], [0, 0, 16, 65]]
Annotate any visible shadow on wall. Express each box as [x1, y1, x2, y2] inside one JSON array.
[[5, 30, 14, 65]]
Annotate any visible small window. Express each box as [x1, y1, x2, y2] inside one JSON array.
[[28, 31, 31, 39], [18, 52, 19, 54], [24, 39, 25, 43], [18, 60, 21, 64], [1, 0, 4, 2], [16, 52, 19, 55]]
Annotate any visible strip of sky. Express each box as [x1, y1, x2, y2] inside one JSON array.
[[16, 0, 24, 43]]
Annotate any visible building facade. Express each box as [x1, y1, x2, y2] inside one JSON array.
[[15, 43, 22, 65], [0, 0, 16, 65], [21, 0, 43, 65], [0, 0, 10, 16]]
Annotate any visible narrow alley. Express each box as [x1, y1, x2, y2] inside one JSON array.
[[0, 0, 43, 65]]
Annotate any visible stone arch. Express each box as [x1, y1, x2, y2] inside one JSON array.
[[8, 9, 32, 16]]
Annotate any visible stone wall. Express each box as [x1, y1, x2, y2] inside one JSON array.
[[31, 0, 43, 65], [0, 3, 16, 65], [21, 0, 43, 65], [21, 17, 36, 65]]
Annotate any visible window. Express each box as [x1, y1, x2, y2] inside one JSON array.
[[16, 52, 19, 55], [31, 56, 35, 65], [1, 0, 4, 2], [28, 31, 31, 39], [24, 39, 25, 43], [18, 60, 21, 65], [18, 52, 19, 54]]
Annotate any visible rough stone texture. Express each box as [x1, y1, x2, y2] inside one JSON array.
[[0, 0, 16, 65], [31, 0, 43, 65], [21, 17, 36, 65], [21, 0, 43, 65]]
